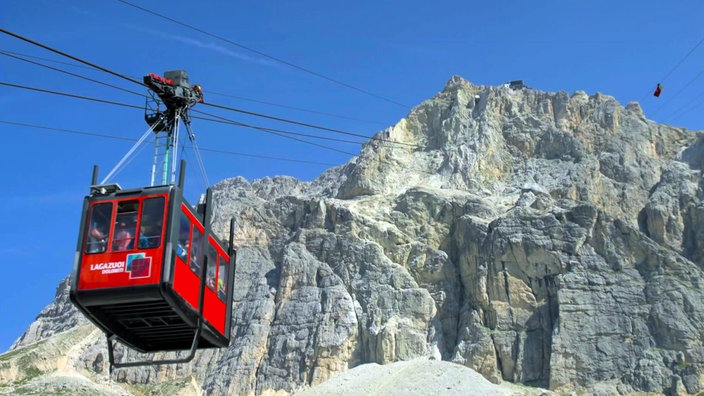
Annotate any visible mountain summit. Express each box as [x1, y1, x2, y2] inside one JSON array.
[[4, 76, 704, 395]]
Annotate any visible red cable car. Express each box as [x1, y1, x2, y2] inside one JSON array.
[[70, 165, 236, 367], [70, 70, 234, 368]]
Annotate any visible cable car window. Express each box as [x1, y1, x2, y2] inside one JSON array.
[[217, 256, 228, 301], [138, 197, 165, 249], [112, 200, 138, 252], [85, 203, 113, 254], [206, 244, 217, 291], [176, 213, 190, 262], [190, 227, 203, 277]]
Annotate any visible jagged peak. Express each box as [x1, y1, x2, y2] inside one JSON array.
[[337, 75, 699, 209], [443, 75, 478, 91], [625, 101, 644, 118]]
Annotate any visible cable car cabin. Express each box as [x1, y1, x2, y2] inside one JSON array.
[[70, 183, 235, 354]]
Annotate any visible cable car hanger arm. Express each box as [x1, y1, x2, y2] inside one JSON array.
[[100, 114, 164, 185]]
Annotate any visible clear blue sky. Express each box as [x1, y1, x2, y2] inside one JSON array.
[[2, 0, 704, 352]]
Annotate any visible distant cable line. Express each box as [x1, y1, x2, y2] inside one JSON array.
[[660, 36, 704, 84], [203, 101, 417, 148], [651, 67, 704, 116], [0, 81, 143, 109], [0, 50, 144, 97], [1, 28, 412, 149], [116, 0, 410, 109], [0, 120, 139, 142], [0, 28, 146, 88], [0, 49, 96, 70], [195, 145, 337, 165], [117, 76, 383, 126], [0, 120, 339, 166], [191, 110, 357, 156], [666, 88, 704, 123], [192, 110, 365, 145], [643, 34, 704, 106], [207, 90, 387, 126], [204, 102, 370, 138], [2, 78, 410, 152], [0, 81, 358, 155]]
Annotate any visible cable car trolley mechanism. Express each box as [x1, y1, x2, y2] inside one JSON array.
[[70, 70, 236, 370]]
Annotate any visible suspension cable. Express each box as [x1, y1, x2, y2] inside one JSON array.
[[0, 119, 338, 165], [101, 116, 163, 184], [0, 81, 142, 109], [0, 82, 365, 153], [203, 102, 416, 148], [207, 90, 387, 126], [184, 121, 210, 187], [191, 109, 356, 156], [116, 0, 409, 109], [0, 50, 144, 97], [0, 28, 146, 88], [0, 49, 96, 70], [190, 111, 364, 144], [0, 30, 412, 148]]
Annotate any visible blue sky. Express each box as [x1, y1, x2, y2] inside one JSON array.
[[2, 0, 704, 352]]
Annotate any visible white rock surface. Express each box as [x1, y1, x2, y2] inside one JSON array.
[[294, 359, 551, 396]]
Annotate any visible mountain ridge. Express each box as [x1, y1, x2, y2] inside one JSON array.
[[3, 75, 704, 395]]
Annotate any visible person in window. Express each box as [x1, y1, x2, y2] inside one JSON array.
[[217, 278, 226, 300], [87, 223, 107, 253], [113, 214, 135, 251], [190, 254, 200, 274], [138, 225, 149, 249], [177, 241, 189, 261], [138, 222, 163, 249], [206, 267, 216, 289], [114, 229, 133, 251]]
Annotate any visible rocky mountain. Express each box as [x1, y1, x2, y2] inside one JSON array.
[[3, 76, 704, 395]]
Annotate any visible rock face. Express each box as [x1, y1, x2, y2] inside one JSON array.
[[5, 76, 704, 395], [10, 278, 89, 350]]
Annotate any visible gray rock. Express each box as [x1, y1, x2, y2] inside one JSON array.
[[10, 277, 87, 349], [6, 75, 704, 396]]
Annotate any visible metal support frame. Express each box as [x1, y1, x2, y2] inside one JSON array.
[[102, 71, 208, 189], [150, 108, 182, 187]]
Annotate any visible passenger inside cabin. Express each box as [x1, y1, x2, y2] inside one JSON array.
[[177, 241, 189, 261], [138, 224, 161, 248], [217, 278, 226, 300], [87, 223, 107, 253], [190, 254, 200, 274], [113, 213, 136, 251], [86, 203, 112, 254], [217, 262, 227, 301], [114, 229, 133, 251], [206, 267, 216, 290], [138, 226, 149, 249], [189, 229, 203, 275]]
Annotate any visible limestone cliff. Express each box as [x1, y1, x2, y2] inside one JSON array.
[[3, 76, 704, 395]]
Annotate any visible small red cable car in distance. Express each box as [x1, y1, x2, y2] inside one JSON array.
[[70, 164, 236, 368]]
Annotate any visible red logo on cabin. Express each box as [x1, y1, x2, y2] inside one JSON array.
[[126, 253, 152, 279]]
